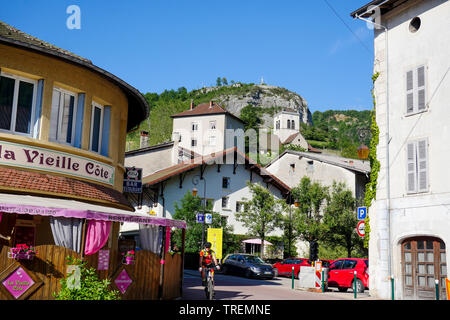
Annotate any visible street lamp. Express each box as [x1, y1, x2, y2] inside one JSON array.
[[192, 175, 206, 249]]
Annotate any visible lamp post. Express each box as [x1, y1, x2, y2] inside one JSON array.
[[192, 175, 207, 249]]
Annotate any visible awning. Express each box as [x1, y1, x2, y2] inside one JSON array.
[[0, 192, 186, 229], [242, 239, 272, 245]]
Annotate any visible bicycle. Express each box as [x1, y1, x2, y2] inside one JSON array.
[[202, 264, 217, 300]]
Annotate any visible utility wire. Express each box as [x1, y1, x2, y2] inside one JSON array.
[[323, 0, 373, 56]]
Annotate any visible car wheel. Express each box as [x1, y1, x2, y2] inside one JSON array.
[[338, 287, 348, 292], [273, 268, 279, 277], [353, 279, 364, 293]]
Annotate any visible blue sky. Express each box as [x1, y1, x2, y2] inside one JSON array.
[[1, 0, 374, 113]]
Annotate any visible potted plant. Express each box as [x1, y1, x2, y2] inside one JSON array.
[[8, 244, 37, 260], [122, 250, 135, 265]]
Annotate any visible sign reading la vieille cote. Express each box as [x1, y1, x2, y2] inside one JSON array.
[[0, 141, 115, 186]]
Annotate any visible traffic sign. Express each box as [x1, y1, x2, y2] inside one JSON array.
[[357, 207, 367, 220], [357, 220, 366, 237], [123, 167, 143, 193], [196, 213, 204, 223], [205, 213, 212, 224]]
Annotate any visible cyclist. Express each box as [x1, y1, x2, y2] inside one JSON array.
[[199, 242, 220, 287]]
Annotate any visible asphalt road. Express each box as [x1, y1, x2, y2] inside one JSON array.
[[182, 269, 375, 300]]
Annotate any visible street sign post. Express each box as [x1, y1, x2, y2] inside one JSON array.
[[357, 220, 366, 237], [357, 207, 367, 220], [196, 213, 204, 223]]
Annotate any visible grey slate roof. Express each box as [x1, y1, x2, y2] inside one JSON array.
[[265, 150, 371, 174]]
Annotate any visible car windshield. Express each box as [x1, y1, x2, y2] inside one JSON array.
[[244, 256, 265, 264]]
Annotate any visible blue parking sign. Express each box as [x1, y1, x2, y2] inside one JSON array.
[[357, 207, 367, 220], [196, 213, 204, 223]]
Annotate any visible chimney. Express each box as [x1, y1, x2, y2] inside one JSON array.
[[190, 100, 194, 110], [140, 131, 149, 149], [209, 100, 213, 108]]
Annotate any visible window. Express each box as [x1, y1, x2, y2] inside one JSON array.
[[90, 102, 104, 153], [222, 196, 229, 209], [50, 88, 77, 145], [222, 177, 230, 189], [191, 122, 198, 131], [406, 65, 426, 115], [209, 121, 216, 130], [291, 120, 295, 130], [236, 201, 245, 212], [276, 120, 280, 130], [191, 139, 197, 147], [342, 260, 357, 269], [208, 136, 216, 146], [287, 119, 291, 129], [409, 17, 421, 33], [0, 73, 36, 135], [407, 139, 428, 194], [330, 260, 343, 270]]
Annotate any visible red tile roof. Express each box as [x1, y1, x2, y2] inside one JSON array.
[[0, 166, 133, 210], [171, 102, 243, 123]]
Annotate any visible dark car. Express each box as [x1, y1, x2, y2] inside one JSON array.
[[222, 253, 274, 279]]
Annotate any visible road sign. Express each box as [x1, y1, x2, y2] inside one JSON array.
[[357, 207, 367, 220], [196, 213, 204, 223], [357, 220, 366, 237], [207, 228, 223, 259], [205, 213, 212, 224]]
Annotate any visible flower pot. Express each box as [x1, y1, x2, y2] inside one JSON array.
[[8, 252, 35, 260], [124, 256, 135, 265]]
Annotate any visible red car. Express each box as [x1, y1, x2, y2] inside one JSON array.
[[327, 258, 369, 293], [272, 258, 311, 278]]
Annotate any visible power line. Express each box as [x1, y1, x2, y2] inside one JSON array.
[[322, 0, 373, 56]]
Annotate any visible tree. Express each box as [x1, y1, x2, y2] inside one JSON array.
[[216, 77, 222, 87], [290, 177, 329, 260], [222, 77, 228, 86], [235, 182, 284, 258], [322, 182, 366, 257], [172, 191, 238, 255]]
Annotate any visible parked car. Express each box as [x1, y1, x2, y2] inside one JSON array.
[[327, 258, 369, 293], [272, 258, 311, 278], [264, 258, 283, 265], [222, 254, 274, 279]]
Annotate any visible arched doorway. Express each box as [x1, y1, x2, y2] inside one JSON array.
[[401, 237, 447, 299]]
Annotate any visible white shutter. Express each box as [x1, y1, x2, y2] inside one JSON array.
[[406, 142, 417, 193], [49, 89, 61, 141], [417, 66, 426, 111], [417, 139, 428, 192], [406, 70, 414, 114]]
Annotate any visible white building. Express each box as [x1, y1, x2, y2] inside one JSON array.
[[171, 101, 245, 156], [266, 150, 370, 256], [351, 0, 449, 300], [273, 109, 303, 144]]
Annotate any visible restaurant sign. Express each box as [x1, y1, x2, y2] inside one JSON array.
[[0, 140, 115, 186]]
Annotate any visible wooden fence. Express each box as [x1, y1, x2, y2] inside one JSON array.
[[0, 244, 183, 300]]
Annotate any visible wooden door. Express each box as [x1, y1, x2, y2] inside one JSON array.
[[402, 237, 447, 300]]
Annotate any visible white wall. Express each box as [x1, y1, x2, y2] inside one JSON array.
[[273, 111, 301, 143], [370, 0, 450, 299]]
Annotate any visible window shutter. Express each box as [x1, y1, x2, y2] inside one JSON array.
[[417, 66, 426, 111], [100, 105, 111, 157], [406, 142, 417, 193], [32, 79, 44, 139], [417, 139, 428, 192], [49, 89, 61, 141], [73, 93, 85, 149], [406, 70, 414, 114]]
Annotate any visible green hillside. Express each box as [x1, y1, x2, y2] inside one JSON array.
[[126, 82, 372, 160]]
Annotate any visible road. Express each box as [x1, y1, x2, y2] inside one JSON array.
[[181, 269, 375, 300]]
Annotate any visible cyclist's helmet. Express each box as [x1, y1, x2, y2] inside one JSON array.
[[205, 242, 212, 249]]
